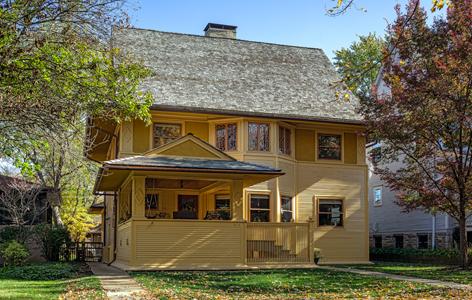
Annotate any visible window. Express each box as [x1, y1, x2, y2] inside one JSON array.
[[145, 193, 158, 209], [418, 234, 428, 249], [318, 199, 343, 226], [153, 123, 181, 147], [250, 194, 270, 222], [216, 123, 237, 151], [394, 235, 404, 248], [280, 195, 293, 222], [371, 146, 382, 164], [215, 194, 231, 220], [374, 235, 382, 248], [248, 123, 270, 151], [279, 126, 291, 155], [318, 134, 342, 160], [373, 187, 382, 206]]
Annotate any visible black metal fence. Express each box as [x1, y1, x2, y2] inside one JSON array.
[[59, 242, 103, 262]]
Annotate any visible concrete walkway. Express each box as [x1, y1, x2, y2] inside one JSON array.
[[88, 262, 150, 299], [318, 265, 472, 291]]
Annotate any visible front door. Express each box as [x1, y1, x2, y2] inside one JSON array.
[[176, 195, 198, 219]]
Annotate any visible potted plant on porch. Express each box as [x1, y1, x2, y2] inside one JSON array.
[[313, 248, 322, 264]]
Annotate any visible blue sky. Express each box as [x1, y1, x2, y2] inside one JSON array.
[[129, 0, 443, 60]]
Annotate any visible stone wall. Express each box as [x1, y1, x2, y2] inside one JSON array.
[[369, 231, 453, 249]]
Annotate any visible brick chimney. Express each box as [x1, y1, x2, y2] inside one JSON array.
[[203, 23, 237, 39]]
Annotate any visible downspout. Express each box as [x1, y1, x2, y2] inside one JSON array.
[[108, 191, 118, 266], [432, 214, 436, 249]]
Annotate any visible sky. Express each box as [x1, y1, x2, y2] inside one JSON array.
[[128, 0, 444, 60]]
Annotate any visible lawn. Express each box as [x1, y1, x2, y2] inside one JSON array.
[[337, 262, 472, 285], [131, 268, 472, 299], [0, 262, 105, 300]]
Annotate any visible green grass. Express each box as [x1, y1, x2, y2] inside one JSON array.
[[337, 262, 472, 285], [0, 262, 105, 300], [131, 268, 472, 299]]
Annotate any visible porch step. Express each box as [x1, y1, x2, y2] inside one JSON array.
[[247, 240, 298, 261]]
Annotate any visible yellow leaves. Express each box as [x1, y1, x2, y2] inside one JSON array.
[[337, 0, 343, 7], [431, 0, 447, 12]]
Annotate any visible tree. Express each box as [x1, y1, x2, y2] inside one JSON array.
[[362, 0, 472, 267], [333, 33, 385, 101], [328, 0, 446, 15]]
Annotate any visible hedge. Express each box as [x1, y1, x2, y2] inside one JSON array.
[[370, 247, 472, 265]]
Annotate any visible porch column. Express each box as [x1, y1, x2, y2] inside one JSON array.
[[132, 176, 146, 218], [231, 179, 244, 221]]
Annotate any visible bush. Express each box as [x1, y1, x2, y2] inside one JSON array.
[[0, 240, 29, 266], [370, 247, 472, 265], [34, 224, 71, 261], [0, 226, 32, 244], [0, 262, 80, 280]]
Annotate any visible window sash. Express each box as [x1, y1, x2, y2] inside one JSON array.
[[373, 187, 382, 205], [281, 195, 293, 222], [318, 200, 343, 226], [215, 194, 230, 211], [248, 123, 270, 151], [216, 123, 237, 151], [318, 134, 342, 160], [279, 126, 291, 155], [153, 123, 181, 147], [250, 194, 270, 222]]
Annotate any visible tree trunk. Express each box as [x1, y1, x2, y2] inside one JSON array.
[[48, 189, 64, 226], [459, 213, 468, 268]]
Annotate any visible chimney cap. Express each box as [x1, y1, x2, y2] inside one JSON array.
[[204, 23, 237, 32]]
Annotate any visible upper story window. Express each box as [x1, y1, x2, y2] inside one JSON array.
[[280, 195, 293, 222], [373, 186, 382, 206], [318, 199, 343, 226], [279, 126, 291, 155], [153, 123, 181, 147], [216, 123, 237, 151], [248, 122, 270, 151], [318, 134, 342, 160]]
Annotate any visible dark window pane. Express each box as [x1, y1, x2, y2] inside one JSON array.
[[145, 194, 158, 209], [374, 236, 382, 248], [216, 125, 226, 151], [227, 124, 237, 150], [394, 235, 404, 248], [154, 123, 181, 147], [215, 199, 230, 210], [281, 196, 292, 211], [281, 211, 293, 222], [318, 200, 343, 226], [248, 123, 258, 151], [371, 146, 382, 164], [250, 210, 270, 222], [250, 195, 270, 209], [248, 123, 270, 151], [318, 134, 341, 160], [418, 234, 428, 249], [279, 127, 291, 155]]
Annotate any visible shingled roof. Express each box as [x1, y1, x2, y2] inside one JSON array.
[[112, 27, 363, 124]]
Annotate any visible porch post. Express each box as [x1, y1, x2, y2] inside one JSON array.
[[231, 179, 244, 221], [132, 176, 146, 218]]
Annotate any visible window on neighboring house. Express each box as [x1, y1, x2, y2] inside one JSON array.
[[216, 123, 237, 151], [215, 194, 231, 220], [250, 194, 270, 222], [374, 235, 382, 248], [371, 146, 382, 164], [153, 123, 181, 147], [318, 199, 343, 226], [373, 187, 382, 206], [394, 235, 404, 248], [280, 195, 293, 222], [248, 123, 270, 151], [279, 126, 291, 155], [318, 134, 342, 160], [418, 234, 429, 249]]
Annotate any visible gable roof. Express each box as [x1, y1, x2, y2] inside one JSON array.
[[112, 27, 363, 124]]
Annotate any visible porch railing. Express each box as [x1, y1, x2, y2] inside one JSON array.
[[246, 223, 310, 263]]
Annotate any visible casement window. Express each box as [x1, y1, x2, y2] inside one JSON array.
[[216, 123, 237, 151], [318, 134, 342, 160], [394, 235, 404, 248], [418, 234, 428, 249], [374, 235, 382, 248], [373, 186, 382, 206], [279, 126, 292, 155], [248, 122, 270, 151], [153, 123, 181, 147], [318, 199, 343, 226], [280, 195, 294, 222], [249, 194, 270, 222]]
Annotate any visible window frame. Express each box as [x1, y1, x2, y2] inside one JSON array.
[[373, 186, 383, 206], [152, 122, 182, 148], [418, 234, 429, 249], [215, 194, 231, 213], [394, 234, 404, 249], [215, 123, 238, 152], [316, 198, 344, 227], [248, 193, 271, 222], [317, 133, 343, 161], [248, 122, 271, 152], [280, 195, 294, 222], [278, 126, 292, 156]]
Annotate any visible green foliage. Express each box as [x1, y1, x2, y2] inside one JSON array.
[[34, 225, 71, 261], [0, 240, 29, 266], [371, 247, 462, 259], [0, 262, 78, 280], [0, 226, 32, 244], [333, 33, 385, 100]]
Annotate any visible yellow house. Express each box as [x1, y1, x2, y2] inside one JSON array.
[[87, 23, 369, 270]]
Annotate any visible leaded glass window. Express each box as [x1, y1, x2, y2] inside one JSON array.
[[248, 123, 270, 151], [153, 123, 181, 147], [215, 123, 237, 151], [318, 134, 342, 160]]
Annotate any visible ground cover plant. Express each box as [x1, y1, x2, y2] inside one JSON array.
[[132, 268, 472, 299], [0, 262, 105, 300]]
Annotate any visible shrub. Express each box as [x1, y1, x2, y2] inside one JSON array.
[[0, 262, 80, 280], [0, 240, 29, 266], [370, 247, 472, 265], [34, 224, 71, 261], [0, 226, 32, 244]]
